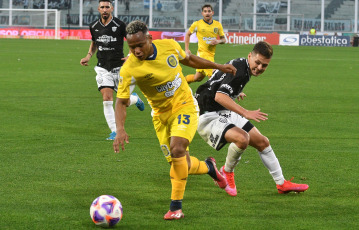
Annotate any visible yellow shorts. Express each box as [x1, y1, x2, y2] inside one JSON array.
[[196, 53, 214, 78], [153, 105, 199, 162]]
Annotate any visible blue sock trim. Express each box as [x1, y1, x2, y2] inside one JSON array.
[[170, 200, 182, 211], [205, 159, 216, 179]]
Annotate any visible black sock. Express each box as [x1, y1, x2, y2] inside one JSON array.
[[170, 200, 182, 211], [205, 159, 217, 180]]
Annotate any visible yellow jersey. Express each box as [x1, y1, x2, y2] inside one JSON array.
[[117, 39, 197, 121], [189, 19, 224, 56], [310, 28, 316, 35]]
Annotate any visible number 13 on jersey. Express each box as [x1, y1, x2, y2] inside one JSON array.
[[177, 114, 190, 124]]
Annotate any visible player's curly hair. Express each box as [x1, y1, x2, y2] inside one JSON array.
[[252, 41, 273, 59], [126, 20, 149, 35]]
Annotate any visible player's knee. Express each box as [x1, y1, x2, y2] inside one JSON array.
[[102, 94, 113, 101], [234, 132, 249, 150], [170, 144, 186, 158], [101, 89, 114, 101], [257, 135, 270, 151]]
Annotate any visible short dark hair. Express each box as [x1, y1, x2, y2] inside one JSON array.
[[99, 0, 112, 4], [202, 4, 213, 11], [252, 41, 273, 59], [126, 20, 148, 35]]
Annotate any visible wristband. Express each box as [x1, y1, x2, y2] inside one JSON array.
[[88, 52, 92, 57]]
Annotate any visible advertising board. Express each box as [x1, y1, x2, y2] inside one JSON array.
[[279, 34, 299, 46], [299, 35, 351, 47]]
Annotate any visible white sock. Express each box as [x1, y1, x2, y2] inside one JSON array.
[[258, 146, 285, 185], [224, 143, 245, 173], [129, 94, 138, 106], [103, 101, 116, 132]]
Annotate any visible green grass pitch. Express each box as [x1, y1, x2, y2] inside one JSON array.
[[0, 38, 358, 229]]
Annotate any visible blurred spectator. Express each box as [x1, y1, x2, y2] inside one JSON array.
[[125, 0, 129, 12], [310, 27, 316, 35], [89, 7, 94, 15], [13, 0, 21, 6], [33, 0, 44, 9], [157, 1, 162, 11]]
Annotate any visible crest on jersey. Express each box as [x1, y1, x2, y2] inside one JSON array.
[[167, 54, 178, 68], [214, 28, 218, 33], [112, 27, 117, 32]]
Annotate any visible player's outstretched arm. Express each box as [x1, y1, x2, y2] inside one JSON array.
[[184, 30, 192, 55], [113, 98, 130, 153], [180, 54, 236, 75], [215, 92, 268, 122]]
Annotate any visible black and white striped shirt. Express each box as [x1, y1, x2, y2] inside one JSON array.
[[195, 58, 251, 115]]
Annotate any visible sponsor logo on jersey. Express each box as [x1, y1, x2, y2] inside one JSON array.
[[155, 73, 182, 97], [144, 73, 154, 80], [167, 54, 178, 68], [97, 35, 117, 44], [178, 124, 187, 131], [220, 84, 233, 94], [203, 36, 216, 44], [98, 45, 115, 51]]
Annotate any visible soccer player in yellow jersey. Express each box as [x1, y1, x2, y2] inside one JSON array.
[[184, 4, 226, 83], [113, 20, 236, 220]]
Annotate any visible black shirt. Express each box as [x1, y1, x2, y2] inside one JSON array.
[[195, 58, 251, 115], [89, 17, 127, 71]]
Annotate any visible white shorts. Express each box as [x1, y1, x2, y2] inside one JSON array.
[[197, 110, 254, 151], [95, 66, 136, 93]]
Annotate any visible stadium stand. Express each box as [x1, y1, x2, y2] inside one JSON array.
[[327, 0, 356, 19], [291, 0, 329, 19]]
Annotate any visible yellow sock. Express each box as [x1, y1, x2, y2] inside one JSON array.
[[185, 74, 195, 83], [170, 156, 188, 200], [188, 156, 209, 175]]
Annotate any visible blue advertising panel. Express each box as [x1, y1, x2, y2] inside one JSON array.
[[299, 35, 351, 47]]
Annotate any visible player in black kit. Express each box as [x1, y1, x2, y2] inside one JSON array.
[[195, 41, 309, 196], [80, 0, 144, 140]]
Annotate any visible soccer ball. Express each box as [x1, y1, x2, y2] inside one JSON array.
[[90, 195, 123, 227]]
